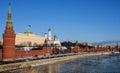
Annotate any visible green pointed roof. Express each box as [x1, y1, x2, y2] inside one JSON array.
[[6, 3, 13, 27], [24, 29, 33, 34]]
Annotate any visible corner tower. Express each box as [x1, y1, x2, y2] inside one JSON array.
[[3, 3, 16, 61]]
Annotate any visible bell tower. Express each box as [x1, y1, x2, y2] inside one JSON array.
[[3, 3, 16, 61], [48, 28, 51, 41]]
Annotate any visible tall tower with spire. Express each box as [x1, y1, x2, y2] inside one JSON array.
[[48, 28, 51, 41], [3, 3, 16, 61]]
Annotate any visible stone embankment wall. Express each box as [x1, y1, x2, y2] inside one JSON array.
[[0, 52, 111, 72]]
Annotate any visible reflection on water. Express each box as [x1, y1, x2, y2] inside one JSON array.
[[6, 63, 60, 73], [5, 54, 120, 73]]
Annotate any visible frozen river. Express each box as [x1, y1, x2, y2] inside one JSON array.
[[4, 53, 120, 73]]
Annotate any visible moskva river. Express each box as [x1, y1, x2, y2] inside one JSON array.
[[4, 54, 120, 73]]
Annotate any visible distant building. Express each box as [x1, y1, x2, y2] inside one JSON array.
[[81, 42, 93, 46], [44, 28, 61, 47]]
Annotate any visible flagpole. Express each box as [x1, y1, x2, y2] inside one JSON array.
[[28, 24, 31, 30]]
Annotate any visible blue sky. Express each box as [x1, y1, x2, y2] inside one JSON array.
[[0, 0, 120, 42]]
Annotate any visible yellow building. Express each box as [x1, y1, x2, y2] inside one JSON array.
[[0, 29, 45, 46]]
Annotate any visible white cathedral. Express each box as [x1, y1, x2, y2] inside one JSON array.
[[44, 28, 61, 46]]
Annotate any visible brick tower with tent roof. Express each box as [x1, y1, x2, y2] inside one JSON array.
[[3, 3, 16, 61]]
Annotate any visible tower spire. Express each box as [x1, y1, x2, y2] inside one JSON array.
[[8, 2, 11, 13], [6, 2, 13, 27], [3, 3, 16, 61]]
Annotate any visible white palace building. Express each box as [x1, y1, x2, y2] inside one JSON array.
[[0, 28, 61, 47]]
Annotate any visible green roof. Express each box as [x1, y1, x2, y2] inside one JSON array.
[[24, 29, 33, 34], [6, 3, 13, 27]]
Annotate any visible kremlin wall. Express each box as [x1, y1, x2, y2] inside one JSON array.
[[0, 4, 119, 62]]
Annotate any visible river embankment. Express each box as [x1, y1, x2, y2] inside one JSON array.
[[0, 52, 113, 72]]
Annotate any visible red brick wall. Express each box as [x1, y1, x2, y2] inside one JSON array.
[[0, 49, 2, 60], [15, 48, 52, 59], [72, 47, 81, 53], [15, 50, 43, 58], [43, 47, 52, 55]]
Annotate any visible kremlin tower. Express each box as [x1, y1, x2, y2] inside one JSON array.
[[3, 3, 16, 61]]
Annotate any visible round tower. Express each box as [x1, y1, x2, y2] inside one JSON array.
[[3, 3, 16, 61]]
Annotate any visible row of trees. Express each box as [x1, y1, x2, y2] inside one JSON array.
[[61, 41, 94, 49]]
